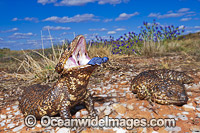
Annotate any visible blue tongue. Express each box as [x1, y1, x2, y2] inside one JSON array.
[[87, 57, 109, 65]]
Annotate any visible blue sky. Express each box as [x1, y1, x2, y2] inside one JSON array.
[[0, 0, 200, 50]]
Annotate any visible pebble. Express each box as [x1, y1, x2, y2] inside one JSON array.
[[113, 127, 127, 133], [196, 113, 200, 118], [8, 115, 13, 119], [14, 111, 21, 115], [115, 115, 122, 119], [75, 112, 80, 118], [127, 104, 134, 110], [187, 92, 192, 96], [0, 121, 5, 127], [57, 127, 70, 133], [152, 131, 159, 133], [12, 105, 18, 110], [182, 104, 195, 111], [104, 106, 112, 115], [6, 107, 10, 111], [12, 124, 25, 132], [81, 110, 88, 116], [167, 115, 178, 120], [181, 112, 189, 115], [6, 119, 11, 124], [120, 81, 128, 85], [7, 123, 15, 128], [196, 100, 200, 104], [36, 124, 42, 128], [1, 114, 6, 119], [165, 126, 181, 132], [177, 114, 188, 121], [196, 106, 200, 111], [6, 111, 12, 114], [139, 106, 147, 112]]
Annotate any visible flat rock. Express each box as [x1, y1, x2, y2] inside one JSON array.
[[182, 104, 195, 111]]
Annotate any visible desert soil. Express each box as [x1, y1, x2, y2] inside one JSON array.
[[0, 54, 200, 133]]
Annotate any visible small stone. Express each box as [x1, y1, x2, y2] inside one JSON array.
[[177, 114, 188, 121], [182, 104, 195, 111], [196, 113, 200, 118], [7, 123, 15, 128], [14, 111, 21, 115], [36, 124, 42, 128], [81, 110, 88, 116], [75, 112, 80, 118], [112, 103, 126, 115], [113, 127, 127, 133], [8, 114, 13, 118], [115, 115, 122, 119], [6, 111, 12, 114], [181, 112, 189, 115], [104, 107, 112, 115], [152, 131, 159, 133], [12, 124, 25, 132], [6, 119, 11, 124], [6, 107, 10, 111], [0, 114, 6, 119], [12, 105, 18, 110], [57, 127, 70, 133], [196, 107, 200, 112], [194, 96, 200, 101], [187, 92, 192, 96], [139, 106, 147, 111], [127, 104, 134, 110], [188, 103, 193, 106], [165, 126, 181, 132], [0, 121, 5, 127], [120, 81, 128, 85]]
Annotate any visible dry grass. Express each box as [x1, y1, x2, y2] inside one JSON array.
[[14, 42, 68, 83], [140, 33, 200, 58], [141, 40, 166, 56], [88, 44, 113, 59]]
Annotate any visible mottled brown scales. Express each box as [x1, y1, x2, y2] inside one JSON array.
[[19, 35, 98, 119], [131, 69, 193, 105]]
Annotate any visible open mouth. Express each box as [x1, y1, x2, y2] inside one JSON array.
[[64, 36, 91, 69]]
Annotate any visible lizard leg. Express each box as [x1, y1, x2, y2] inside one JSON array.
[[84, 92, 97, 117], [60, 99, 72, 119]]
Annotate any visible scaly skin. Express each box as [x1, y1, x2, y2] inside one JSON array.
[[131, 69, 193, 105], [19, 35, 98, 119]]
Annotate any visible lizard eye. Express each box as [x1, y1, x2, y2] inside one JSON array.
[[167, 91, 174, 97]]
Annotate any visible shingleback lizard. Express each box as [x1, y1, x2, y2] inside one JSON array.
[[19, 35, 105, 119], [131, 69, 194, 105]]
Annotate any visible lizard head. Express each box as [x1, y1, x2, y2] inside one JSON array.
[[55, 35, 94, 74], [153, 80, 188, 106]]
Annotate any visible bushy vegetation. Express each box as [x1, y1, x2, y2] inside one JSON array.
[[90, 20, 185, 56]]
